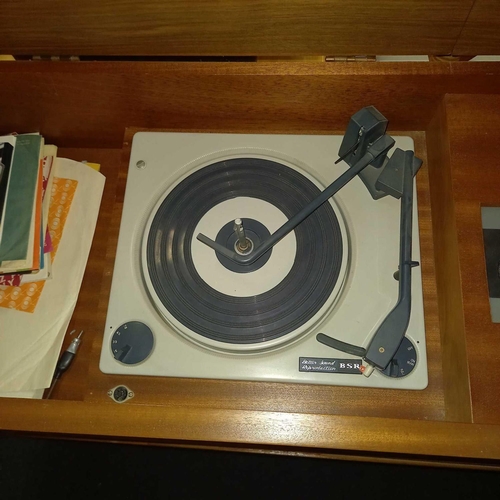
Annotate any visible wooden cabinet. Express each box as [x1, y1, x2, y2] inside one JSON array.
[[1, 1, 500, 467]]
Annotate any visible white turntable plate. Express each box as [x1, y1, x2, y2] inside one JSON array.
[[101, 132, 428, 390]]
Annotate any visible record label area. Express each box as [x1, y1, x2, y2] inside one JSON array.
[[101, 107, 428, 389], [145, 158, 344, 346]]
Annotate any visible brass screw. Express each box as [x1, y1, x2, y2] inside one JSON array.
[[379, 347, 385, 353]]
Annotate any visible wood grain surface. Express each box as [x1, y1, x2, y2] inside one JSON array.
[[454, 0, 500, 55], [443, 95, 500, 425], [426, 101, 472, 423], [3, 399, 500, 462], [1, 0, 473, 57], [1, 62, 500, 150]]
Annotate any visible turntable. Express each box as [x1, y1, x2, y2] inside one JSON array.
[[100, 106, 427, 389]]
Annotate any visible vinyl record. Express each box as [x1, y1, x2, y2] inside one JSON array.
[[144, 157, 347, 348]]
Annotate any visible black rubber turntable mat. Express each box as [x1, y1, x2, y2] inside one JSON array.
[[146, 158, 343, 344]]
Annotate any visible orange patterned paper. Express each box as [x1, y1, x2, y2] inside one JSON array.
[[0, 177, 78, 313]]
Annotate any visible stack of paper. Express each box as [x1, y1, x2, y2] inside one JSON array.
[[0, 158, 105, 399], [0, 134, 57, 286]]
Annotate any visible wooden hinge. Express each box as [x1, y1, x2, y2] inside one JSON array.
[[429, 55, 474, 62], [325, 55, 376, 62], [31, 56, 80, 61]]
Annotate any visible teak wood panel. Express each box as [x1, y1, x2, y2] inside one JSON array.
[[2, 0, 474, 57], [3, 399, 500, 462], [1, 62, 500, 150], [444, 95, 500, 425], [426, 101, 472, 423], [454, 0, 500, 55], [426, 94, 500, 425]]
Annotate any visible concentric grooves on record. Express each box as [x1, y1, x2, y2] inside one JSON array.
[[146, 158, 343, 345]]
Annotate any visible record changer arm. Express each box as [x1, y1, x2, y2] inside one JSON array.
[[197, 107, 395, 265]]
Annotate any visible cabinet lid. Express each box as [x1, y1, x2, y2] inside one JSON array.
[[1, 0, 498, 57]]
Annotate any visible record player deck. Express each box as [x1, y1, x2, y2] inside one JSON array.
[[100, 107, 428, 389]]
